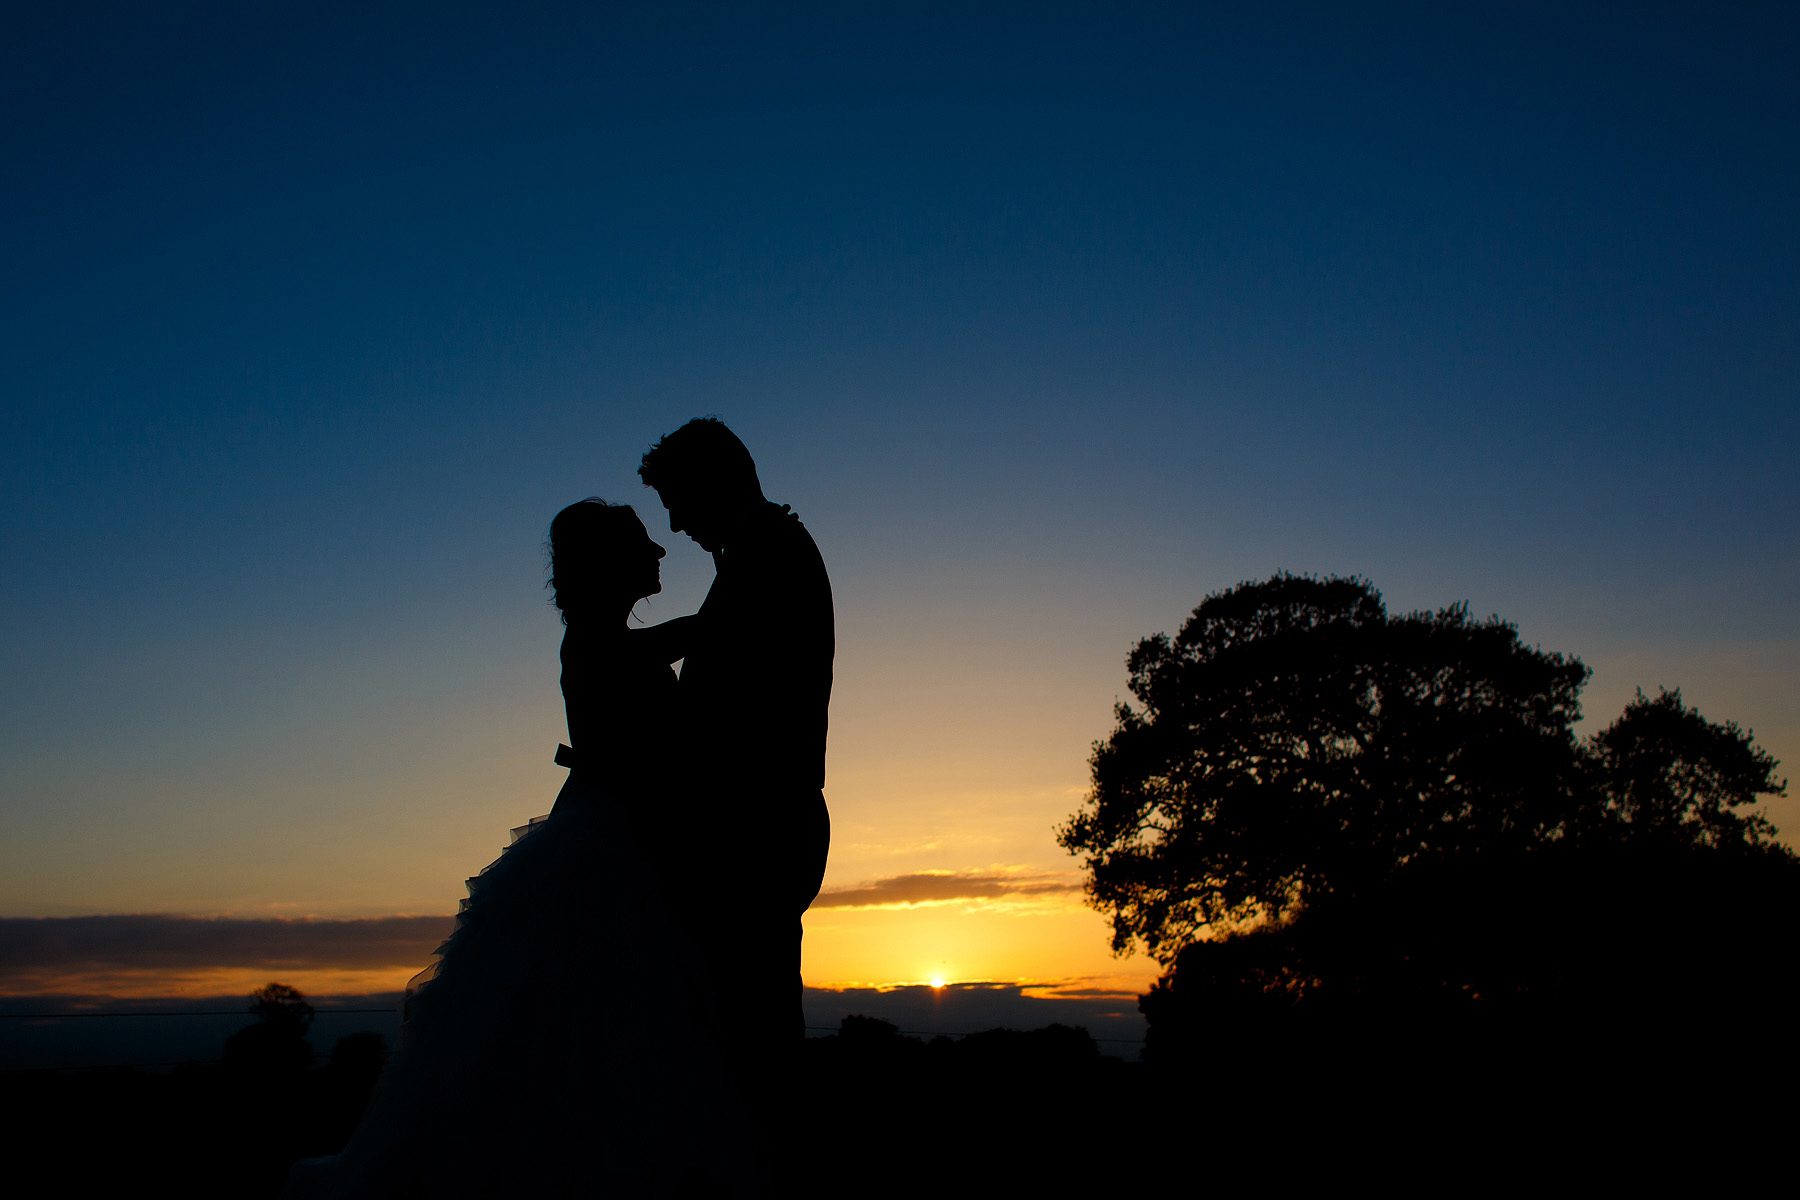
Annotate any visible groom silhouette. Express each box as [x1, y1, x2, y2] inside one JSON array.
[[640, 417, 833, 1070]]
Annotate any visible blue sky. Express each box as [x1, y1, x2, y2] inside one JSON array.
[[3, 3, 1795, 994]]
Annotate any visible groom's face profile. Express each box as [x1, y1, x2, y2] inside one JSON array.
[[654, 482, 725, 554]]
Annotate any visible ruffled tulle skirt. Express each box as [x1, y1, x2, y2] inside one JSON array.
[[282, 771, 754, 1198]]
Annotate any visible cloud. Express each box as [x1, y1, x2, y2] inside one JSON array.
[[812, 870, 1080, 910], [0, 914, 453, 978]]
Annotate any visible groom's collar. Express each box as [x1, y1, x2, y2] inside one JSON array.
[[715, 501, 794, 560]]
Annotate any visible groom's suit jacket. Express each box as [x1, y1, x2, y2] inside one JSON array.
[[679, 501, 834, 896]]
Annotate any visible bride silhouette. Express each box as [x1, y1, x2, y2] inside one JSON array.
[[282, 499, 750, 1198]]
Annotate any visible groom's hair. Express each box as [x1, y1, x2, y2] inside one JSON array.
[[638, 417, 763, 499]]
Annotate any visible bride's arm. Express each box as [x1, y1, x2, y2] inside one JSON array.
[[631, 615, 697, 664]]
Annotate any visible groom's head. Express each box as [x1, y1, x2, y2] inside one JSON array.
[[639, 417, 766, 553]]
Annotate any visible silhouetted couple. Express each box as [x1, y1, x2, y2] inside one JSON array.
[[283, 418, 832, 1197]]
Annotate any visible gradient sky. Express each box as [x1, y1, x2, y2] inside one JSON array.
[[4, 3, 1797, 1005]]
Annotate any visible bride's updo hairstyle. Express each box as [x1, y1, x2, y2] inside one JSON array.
[[547, 498, 640, 623]]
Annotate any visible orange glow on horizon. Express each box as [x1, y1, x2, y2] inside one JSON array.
[[5, 962, 1156, 1005], [0, 965, 422, 1002], [1, 876, 1163, 1003]]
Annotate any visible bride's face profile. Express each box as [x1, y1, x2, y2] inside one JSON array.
[[549, 499, 666, 623], [621, 513, 667, 602]]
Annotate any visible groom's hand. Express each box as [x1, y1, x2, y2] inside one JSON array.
[[635, 614, 698, 664]]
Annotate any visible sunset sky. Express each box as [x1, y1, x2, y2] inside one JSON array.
[[4, 3, 1796, 1026]]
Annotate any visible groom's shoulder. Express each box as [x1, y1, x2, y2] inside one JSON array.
[[742, 502, 830, 584]]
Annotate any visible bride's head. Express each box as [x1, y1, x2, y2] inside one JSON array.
[[547, 499, 666, 624]]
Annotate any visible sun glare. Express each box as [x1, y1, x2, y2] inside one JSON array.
[[929, 976, 947, 990]]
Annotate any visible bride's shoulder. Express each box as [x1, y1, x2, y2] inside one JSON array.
[[558, 624, 620, 682]]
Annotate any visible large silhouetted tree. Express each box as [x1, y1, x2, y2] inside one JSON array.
[[1062, 576, 1794, 1089], [1057, 575, 1595, 960], [1058, 575, 1788, 965]]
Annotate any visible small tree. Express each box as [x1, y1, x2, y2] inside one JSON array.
[[1590, 688, 1785, 848], [222, 981, 314, 1076], [249, 982, 315, 1033]]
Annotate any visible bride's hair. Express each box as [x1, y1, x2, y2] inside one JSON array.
[[547, 498, 639, 623]]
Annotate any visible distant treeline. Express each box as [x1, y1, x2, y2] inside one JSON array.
[[2, 991, 1131, 1198]]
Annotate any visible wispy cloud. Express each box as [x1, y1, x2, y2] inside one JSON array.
[[812, 870, 1080, 910], [0, 914, 452, 978]]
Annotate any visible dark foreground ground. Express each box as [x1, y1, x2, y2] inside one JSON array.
[[1, 1021, 1785, 1198]]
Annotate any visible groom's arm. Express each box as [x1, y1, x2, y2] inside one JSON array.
[[632, 614, 698, 665]]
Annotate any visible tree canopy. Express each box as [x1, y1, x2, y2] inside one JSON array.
[[1057, 574, 1788, 965], [222, 982, 316, 1076]]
